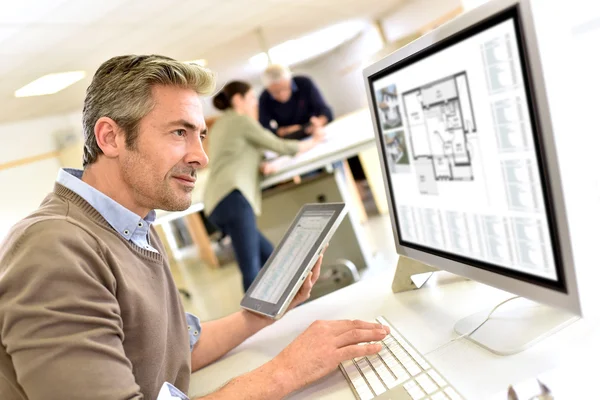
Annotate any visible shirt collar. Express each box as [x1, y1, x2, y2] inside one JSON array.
[[57, 168, 156, 240]]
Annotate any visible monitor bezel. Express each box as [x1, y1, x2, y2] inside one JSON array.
[[363, 0, 581, 314]]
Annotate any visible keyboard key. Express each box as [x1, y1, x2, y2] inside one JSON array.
[[445, 387, 462, 400], [429, 369, 447, 388], [393, 370, 410, 385], [342, 360, 364, 384], [388, 343, 412, 364], [378, 348, 403, 375], [403, 380, 417, 390], [415, 373, 437, 394], [356, 357, 387, 395], [367, 354, 396, 389], [414, 356, 430, 370], [391, 331, 409, 347], [404, 381, 426, 400], [401, 341, 428, 366], [357, 386, 375, 400], [403, 360, 422, 376], [432, 392, 450, 400], [341, 360, 373, 400]]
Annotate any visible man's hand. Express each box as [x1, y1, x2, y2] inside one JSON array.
[[269, 319, 390, 394], [276, 124, 302, 137], [310, 126, 326, 142], [238, 248, 325, 331], [287, 252, 323, 311], [310, 115, 328, 128], [191, 319, 389, 400], [305, 116, 328, 134]]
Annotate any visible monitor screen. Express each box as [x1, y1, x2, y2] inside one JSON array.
[[368, 6, 565, 291]]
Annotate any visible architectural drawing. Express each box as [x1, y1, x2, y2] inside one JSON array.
[[402, 72, 477, 195]]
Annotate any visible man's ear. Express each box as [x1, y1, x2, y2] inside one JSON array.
[[94, 117, 123, 159]]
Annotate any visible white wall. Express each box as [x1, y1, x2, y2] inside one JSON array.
[[293, 26, 383, 118], [0, 112, 82, 240], [283, 0, 464, 119], [383, 0, 463, 42]]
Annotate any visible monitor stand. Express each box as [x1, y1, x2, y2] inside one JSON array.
[[454, 297, 579, 356], [391, 255, 438, 293]]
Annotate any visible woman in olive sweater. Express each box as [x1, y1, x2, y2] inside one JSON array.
[[203, 81, 322, 292]]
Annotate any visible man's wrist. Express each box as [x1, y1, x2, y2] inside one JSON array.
[[240, 309, 274, 331]]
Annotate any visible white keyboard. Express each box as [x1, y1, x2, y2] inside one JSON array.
[[339, 316, 464, 400]]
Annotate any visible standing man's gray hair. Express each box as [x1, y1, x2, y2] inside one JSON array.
[[261, 64, 292, 87]]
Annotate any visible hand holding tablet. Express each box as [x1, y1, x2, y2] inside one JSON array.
[[241, 203, 347, 319]]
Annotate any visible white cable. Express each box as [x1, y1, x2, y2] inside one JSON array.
[[424, 295, 521, 356]]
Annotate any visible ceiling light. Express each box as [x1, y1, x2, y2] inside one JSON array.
[[184, 59, 207, 67], [249, 53, 269, 69], [15, 71, 86, 98], [249, 20, 366, 68]]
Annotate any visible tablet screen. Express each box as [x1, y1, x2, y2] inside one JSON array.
[[250, 209, 335, 303]]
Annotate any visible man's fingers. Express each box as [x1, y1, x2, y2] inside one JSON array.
[[311, 261, 321, 285], [310, 255, 322, 284], [336, 328, 388, 348], [337, 343, 383, 362], [298, 272, 313, 297], [330, 320, 391, 336]]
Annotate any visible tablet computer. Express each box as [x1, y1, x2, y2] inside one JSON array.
[[241, 202, 347, 319]]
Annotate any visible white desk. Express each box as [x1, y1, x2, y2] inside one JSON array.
[[189, 266, 600, 399], [260, 108, 377, 189]]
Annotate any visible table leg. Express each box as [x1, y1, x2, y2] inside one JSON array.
[[184, 213, 220, 269], [359, 147, 389, 215], [342, 159, 368, 224]]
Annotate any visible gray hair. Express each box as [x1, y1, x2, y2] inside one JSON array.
[[261, 64, 292, 87], [81, 54, 216, 167]]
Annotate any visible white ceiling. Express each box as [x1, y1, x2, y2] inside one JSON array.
[[0, 0, 405, 123]]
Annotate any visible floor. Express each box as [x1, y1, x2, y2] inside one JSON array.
[[170, 185, 399, 322]]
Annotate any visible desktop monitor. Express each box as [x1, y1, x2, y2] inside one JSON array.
[[363, 0, 581, 355]]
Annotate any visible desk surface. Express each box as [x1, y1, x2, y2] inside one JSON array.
[[260, 108, 376, 188], [189, 265, 600, 399]]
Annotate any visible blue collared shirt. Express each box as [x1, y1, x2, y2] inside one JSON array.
[[57, 168, 201, 352]]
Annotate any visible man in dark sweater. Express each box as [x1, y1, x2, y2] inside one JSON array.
[[0, 55, 388, 400], [259, 64, 333, 140]]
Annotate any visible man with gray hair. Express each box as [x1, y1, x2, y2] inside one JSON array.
[[0, 55, 388, 400], [259, 64, 334, 140]]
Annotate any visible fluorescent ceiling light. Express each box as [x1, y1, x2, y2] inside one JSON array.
[[15, 71, 86, 98], [250, 20, 366, 68], [249, 53, 269, 69], [184, 59, 207, 66]]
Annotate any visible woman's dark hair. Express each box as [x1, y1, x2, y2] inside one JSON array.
[[212, 80, 252, 110]]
